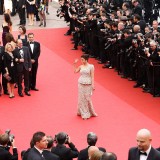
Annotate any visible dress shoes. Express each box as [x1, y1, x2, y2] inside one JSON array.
[[154, 94, 160, 97], [64, 33, 71, 36], [102, 65, 108, 68], [133, 84, 142, 88], [31, 88, 39, 91], [71, 48, 78, 50], [98, 61, 103, 64], [19, 93, 24, 97], [25, 92, 31, 96], [143, 89, 151, 93]]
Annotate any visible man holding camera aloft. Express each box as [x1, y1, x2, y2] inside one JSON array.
[[0, 133, 18, 160], [51, 132, 79, 160]]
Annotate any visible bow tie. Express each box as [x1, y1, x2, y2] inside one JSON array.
[[139, 151, 147, 156], [30, 42, 34, 44]]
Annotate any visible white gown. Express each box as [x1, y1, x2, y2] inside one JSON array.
[[4, 0, 13, 12]]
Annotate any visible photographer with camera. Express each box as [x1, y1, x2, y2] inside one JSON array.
[[51, 132, 79, 160], [0, 132, 18, 160]]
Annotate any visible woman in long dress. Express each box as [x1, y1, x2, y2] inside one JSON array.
[[73, 54, 97, 120]]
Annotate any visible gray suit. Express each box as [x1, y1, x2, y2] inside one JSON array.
[[14, 46, 31, 94]]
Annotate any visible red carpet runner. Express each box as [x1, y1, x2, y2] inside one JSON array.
[[0, 28, 160, 160]]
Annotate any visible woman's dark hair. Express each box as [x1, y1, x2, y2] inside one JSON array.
[[4, 13, 12, 26], [19, 25, 26, 34], [81, 54, 89, 61], [5, 33, 16, 43]]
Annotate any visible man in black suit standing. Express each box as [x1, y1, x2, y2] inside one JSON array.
[[27, 131, 48, 160], [27, 33, 40, 91], [14, 39, 32, 97], [78, 132, 106, 160], [128, 128, 160, 160], [0, 133, 18, 160], [43, 136, 60, 160], [51, 132, 79, 160], [17, 0, 26, 25]]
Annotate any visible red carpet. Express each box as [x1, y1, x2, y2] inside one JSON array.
[[0, 28, 160, 160]]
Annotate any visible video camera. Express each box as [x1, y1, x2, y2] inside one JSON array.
[[5, 129, 15, 146]]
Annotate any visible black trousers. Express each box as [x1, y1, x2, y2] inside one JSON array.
[[17, 67, 30, 94], [17, 7, 26, 25], [29, 63, 38, 89]]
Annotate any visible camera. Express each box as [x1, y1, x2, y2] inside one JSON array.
[[5, 129, 15, 144]]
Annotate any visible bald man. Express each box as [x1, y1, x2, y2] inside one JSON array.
[[128, 128, 160, 160]]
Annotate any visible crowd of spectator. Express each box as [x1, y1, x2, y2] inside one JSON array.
[[0, 0, 50, 27], [0, 129, 160, 160], [57, 0, 160, 97]]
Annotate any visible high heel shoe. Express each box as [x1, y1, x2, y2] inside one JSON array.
[[39, 23, 43, 27], [44, 22, 46, 27]]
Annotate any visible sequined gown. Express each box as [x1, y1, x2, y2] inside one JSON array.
[[77, 64, 97, 119]]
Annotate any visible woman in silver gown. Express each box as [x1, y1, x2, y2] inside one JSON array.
[[74, 54, 97, 120]]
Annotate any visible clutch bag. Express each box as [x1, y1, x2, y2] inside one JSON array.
[[3, 73, 12, 81]]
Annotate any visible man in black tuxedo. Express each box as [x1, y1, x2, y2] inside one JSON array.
[[51, 132, 79, 160], [27, 33, 40, 91], [14, 39, 32, 97], [0, 133, 18, 160], [0, 42, 9, 95], [132, 0, 142, 18], [27, 131, 48, 160], [78, 132, 106, 160], [43, 136, 60, 160], [17, 0, 26, 25], [128, 128, 160, 160]]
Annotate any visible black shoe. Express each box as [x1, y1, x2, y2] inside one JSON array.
[[36, 19, 40, 21], [143, 89, 151, 93], [64, 33, 71, 36], [4, 92, 9, 95], [98, 61, 103, 64], [102, 65, 108, 68], [31, 88, 39, 91], [19, 93, 24, 97], [39, 23, 43, 27], [71, 48, 78, 50], [25, 92, 31, 96], [44, 22, 46, 27], [46, 12, 49, 15], [154, 94, 160, 97], [133, 84, 142, 88]]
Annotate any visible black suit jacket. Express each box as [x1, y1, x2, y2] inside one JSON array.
[[27, 147, 44, 160], [0, 146, 18, 160], [27, 41, 40, 64], [43, 150, 60, 160], [78, 146, 106, 160], [14, 46, 32, 72], [128, 147, 160, 160], [51, 143, 79, 160], [17, 0, 26, 9]]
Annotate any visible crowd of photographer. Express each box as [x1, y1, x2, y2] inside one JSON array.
[[1, 129, 160, 160], [56, 0, 160, 97]]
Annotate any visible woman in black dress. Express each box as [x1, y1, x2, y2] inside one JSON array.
[[26, 0, 35, 25], [3, 43, 16, 98], [18, 25, 28, 46], [2, 13, 12, 47]]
